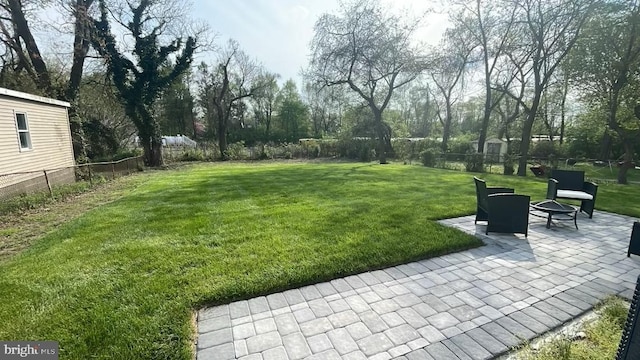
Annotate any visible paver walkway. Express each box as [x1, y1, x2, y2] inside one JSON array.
[[196, 211, 640, 360]]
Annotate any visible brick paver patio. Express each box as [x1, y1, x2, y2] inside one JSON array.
[[196, 210, 640, 360]]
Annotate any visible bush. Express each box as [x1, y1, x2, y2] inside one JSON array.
[[465, 153, 484, 173], [300, 140, 321, 159], [225, 141, 248, 160], [392, 140, 421, 164], [420, 149, 438, 167], [262, 143, 304, 159], [530, 140, 566, 160], [318, 139, 339, 158], [449, 138, 474, 161], [336, 138, 377, 162], [180, 149, 207, 162]]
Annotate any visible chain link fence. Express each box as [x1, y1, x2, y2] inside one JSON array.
[[0, 156, 144, 200]]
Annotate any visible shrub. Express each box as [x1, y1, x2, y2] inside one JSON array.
[[262, 143, 304, 159], [420, 149, 438, 167], [449, 138, 474, 161], [318, 139, 339, 158], [336, 138, 377, 161], [392, 140, 422, 164], [300, 140, 321, 159], [465, 153, 484, 173], [530, 140, 562, 160], [225, 141, 248, 160], [180, 149, 207, 162]]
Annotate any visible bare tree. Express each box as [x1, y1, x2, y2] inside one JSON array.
[[251, 71, 280, 140], [198, 39, 262, 159], [452, 0, 518, 158], [308, 0, 424, 163], [428, 27, 475, 152]]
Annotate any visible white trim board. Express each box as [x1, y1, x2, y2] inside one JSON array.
[[0, 87, 70, 108]]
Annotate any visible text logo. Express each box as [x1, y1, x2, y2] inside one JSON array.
[[1, 342, 58, 360]]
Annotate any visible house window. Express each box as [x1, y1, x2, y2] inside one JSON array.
[[15, 112, 32, 150]]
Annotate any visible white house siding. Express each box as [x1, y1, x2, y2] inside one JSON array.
[[0, 89, 75, 198]]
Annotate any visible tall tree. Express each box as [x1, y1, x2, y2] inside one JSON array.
[[276, 79, 309, 142], [0, 0, 97, 161], [567, 0, 640, 184], [91, 0, 196, 166], [452, 0, 517, 158], [304, 82, 347, 138], [309, 0, 424, 163], [251, 72, 280, 140], [501, 0, 595, 176], [198, 40, 261, 159], [428, 27, 475, 152], [158, 74, 196, 138]]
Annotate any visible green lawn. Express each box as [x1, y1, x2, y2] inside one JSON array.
[[0, 162, 638, 359]]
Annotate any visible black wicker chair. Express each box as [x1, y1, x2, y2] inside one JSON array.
[[474, 176, 515, 224], [628, 222, 640, 257], [486, 193, 530, 237], [616, 274, 640, 360], [547, 169, 598, 218]]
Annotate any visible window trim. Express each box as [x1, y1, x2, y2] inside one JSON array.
[[14, 111, 32, 151]]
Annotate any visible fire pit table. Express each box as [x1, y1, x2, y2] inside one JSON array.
[[530, 199, 579, 230]]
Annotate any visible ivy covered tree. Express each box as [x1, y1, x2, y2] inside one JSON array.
[[91, 0, 196, 166]]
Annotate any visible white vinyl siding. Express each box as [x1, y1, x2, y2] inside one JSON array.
[[15, 112, 32, 150], [0, 93, 74, 187]]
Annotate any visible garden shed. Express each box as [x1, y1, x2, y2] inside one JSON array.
[[0, 87, 75, 199], [471, 138, 508, 162]]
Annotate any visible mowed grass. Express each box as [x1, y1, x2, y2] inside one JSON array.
[[0, 162, 639, 359]]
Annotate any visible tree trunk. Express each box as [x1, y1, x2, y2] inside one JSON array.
[[218, 117, 228, 160], [599, 131, 612, 160], [141, 136, 152, 166], [374, 111, 388, 164], [8, 0, 52, 94], [608, 86, 631, 184], [517, 92, 542, 176], [68, 110, 88, 163], [617, 142, 633, 185], [478, 65, 491, 155], [441, 102, 452, 153], [559, 75, 569, 145], [150, 138, 164, 167]]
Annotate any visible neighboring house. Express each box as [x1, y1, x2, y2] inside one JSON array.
[[471, 138, 508, 162], [0, 87, 75, 199]]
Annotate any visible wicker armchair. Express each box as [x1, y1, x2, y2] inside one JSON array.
[[485, 193, 530, 237], [474, 176, 515, 224], [547, 170, 598, 218]]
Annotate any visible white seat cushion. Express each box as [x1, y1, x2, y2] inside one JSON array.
[[557, 190, 593, 200]]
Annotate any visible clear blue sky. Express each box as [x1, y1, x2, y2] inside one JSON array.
[[192, 0, 448, 87]]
